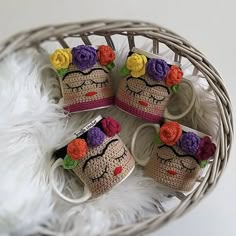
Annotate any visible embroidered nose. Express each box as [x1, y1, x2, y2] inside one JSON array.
[[114, 166, 123, 176], [85, 91, 97, 96], [167, 170, 177, 175], [138, 100, 148, 107]]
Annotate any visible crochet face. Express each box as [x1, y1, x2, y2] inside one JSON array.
[[62, 63, 114, 112], [115, 74, 172, 122], [72, 136, 135, 197], [145, 144, 200, 191]]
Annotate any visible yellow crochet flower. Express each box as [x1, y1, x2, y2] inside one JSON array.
[[50, 48, 72, 70], [126, 53, 147, 77]]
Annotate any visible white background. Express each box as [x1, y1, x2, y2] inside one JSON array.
[[0, 0, 235, 235]]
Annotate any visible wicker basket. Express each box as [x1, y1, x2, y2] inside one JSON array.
[[0, 20, 233, 236]]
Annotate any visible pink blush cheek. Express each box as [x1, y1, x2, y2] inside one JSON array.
[[120, 92, 132, 101]]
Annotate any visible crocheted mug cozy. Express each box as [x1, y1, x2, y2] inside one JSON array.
[[50, 45, 116, 113], [115, 48, 196, 123], [131, 121, 216, 192], [50, 115, 135, 203]]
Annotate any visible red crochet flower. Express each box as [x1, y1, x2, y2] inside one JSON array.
[[101, 117, 121, 137], [67, 138, 87, 160], [97, 45, 115, 66], [196, 136, 216, 160], [165, 65, 183, 87], [160, 121, 182, 146]]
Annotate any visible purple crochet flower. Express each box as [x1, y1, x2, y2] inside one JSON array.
[[178, 132, 200, 155], [72, 45, 97, 70], [196, 136, 216, 160], [87, 127, 105, 147], [146, 58, 169, 81]]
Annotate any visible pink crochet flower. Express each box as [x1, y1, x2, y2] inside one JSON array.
[[101, 117, 121, 137], [196, 136, 216, 160]]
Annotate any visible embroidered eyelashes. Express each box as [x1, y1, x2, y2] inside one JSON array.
[[82, 139, 119, 171], [125, 77, 169, 104], [120, 51, 183, 93], [154, 121, 216, 168], [50, 45, 116, 77], [62, 117, 121, 170]]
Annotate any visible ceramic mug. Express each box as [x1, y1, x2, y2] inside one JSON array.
[[131, 121, 216, 191], [50, 115, 135, 203], [115, 48, 196, 123], [50, 45, 116, 113]]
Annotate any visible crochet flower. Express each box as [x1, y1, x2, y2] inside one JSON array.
[[67, 138, 87, 160], [160, 122, 182, 146], [179, 132, 200, 155], [72, 45, 97, 70], [87, 127, 105, 147], [196, 136, 216, 160], [101, 117, 121, 137], [126, 53, 147, 78], [50, 48, 72, 70], [165, 65, 183, 87], [146, 58, 169, 81], [97, 45, 115, 66]]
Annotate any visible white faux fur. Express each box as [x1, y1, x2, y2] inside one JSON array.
[[0, 45, 219, 236]]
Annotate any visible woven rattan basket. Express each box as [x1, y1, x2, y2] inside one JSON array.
[[0, 20, 233, 236]]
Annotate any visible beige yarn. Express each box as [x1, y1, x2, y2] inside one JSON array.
[[60, 63, 114, 111], [0, 20, 232, 236], [145, 144, 201, 192], [72, 136, 135, 197], [116, 74, 172, 122]]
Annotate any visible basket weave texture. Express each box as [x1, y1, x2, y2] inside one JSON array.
[[0, 20, 233, 236]]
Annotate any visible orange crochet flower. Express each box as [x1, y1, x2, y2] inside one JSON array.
[[67, 138, 87, 160], [160, 121, 182, 146], [97, 45, 115, 66], [165, 65, 183, 87]]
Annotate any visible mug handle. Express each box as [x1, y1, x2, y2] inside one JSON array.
[[131, 123, 160, 166], [49, 159, 92, 204], [164, 78, 196, 120]]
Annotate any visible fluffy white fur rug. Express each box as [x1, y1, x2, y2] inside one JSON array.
[[0, 44, 219, 236]]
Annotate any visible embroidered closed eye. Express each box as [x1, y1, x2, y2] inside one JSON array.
[[82, 139, 119, 172], [90, 166, 108, 182], [125, 83, 143, 96], [148, 94, 165, 104], [156, 153, 174, 164], [180, 160, 197, 173], [114, 148, 127, 162], [91, 79, 109, 88], [65, 81, 86, 92]]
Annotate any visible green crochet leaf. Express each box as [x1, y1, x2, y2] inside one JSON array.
[[106, 62, 115, 70], [153, 134, 163, 144], [63, 154, 78, 169], [171, 84, 179, 93], [120, 64, 130, 76], [199, 160, 208, 168], [57, 68, 68, 77]]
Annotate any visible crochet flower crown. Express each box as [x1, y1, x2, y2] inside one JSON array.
[[120, 51, 183, 93], [50, 45, 116, 77], [59, 117, 121, 170], [154, 121, 216, 168]]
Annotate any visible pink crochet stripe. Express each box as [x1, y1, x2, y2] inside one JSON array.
[[64, 97, 114, 113], [115, 98, 163, 123]]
